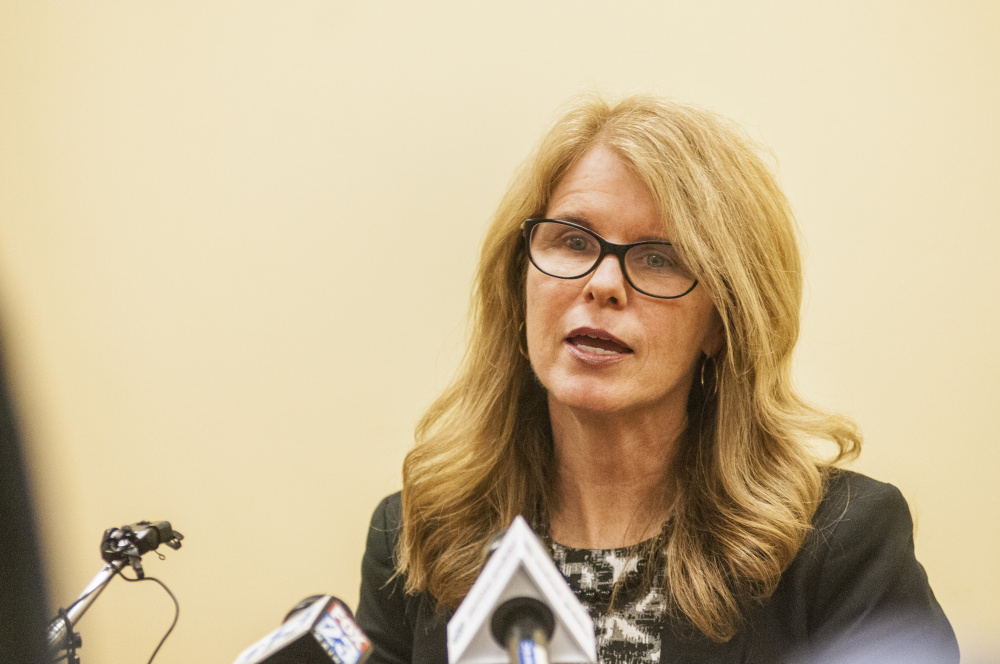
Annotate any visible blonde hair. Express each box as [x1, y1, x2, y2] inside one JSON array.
[[399, 94, 861, 641]]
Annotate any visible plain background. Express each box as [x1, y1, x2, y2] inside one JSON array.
[[1, 1, 998, 662]]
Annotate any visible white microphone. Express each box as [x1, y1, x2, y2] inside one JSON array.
[[232, 595, 371, 664], [447, 516, 596, 664]]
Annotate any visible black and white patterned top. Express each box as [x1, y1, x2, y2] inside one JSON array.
[[550, 539, 666, 664]]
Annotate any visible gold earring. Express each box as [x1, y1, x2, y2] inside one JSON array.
[[700, 356, 718, 399]]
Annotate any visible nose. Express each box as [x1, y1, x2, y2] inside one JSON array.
[[583, 254, 629, 306]]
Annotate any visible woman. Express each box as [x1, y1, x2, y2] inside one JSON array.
[[356, 95, 958, 663]]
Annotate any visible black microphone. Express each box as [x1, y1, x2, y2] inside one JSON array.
[[491, 596, 556, 664], [100, 520, 184, 579], [232, 595, 370, 664]]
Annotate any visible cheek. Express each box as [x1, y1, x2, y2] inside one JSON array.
[[643, 303, 719, 369], [524, 271, 547, 353], [525, 272, 572, 354]]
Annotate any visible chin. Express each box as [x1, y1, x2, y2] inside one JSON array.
[[545, 383, 640, 415], [542, 372, 694, 419]]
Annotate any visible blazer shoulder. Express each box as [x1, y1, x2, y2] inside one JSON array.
[[372, 491, 403, 529], [366, 491, 403, 562], [813, 468, 910, 537], [797, 470, 959, 662]]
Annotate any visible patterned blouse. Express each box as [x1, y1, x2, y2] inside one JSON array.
[[550, 539, 666, 664]]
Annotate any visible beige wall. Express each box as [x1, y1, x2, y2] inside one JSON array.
[[1, 2, 997, 662]]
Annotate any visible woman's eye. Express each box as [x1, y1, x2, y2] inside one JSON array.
[[631, 245, 681, 271], [645, 253, 667, 268], [565, 235, 590, 251], [643, 251, 674, 268]]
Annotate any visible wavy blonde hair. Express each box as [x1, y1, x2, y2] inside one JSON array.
[[398, 94, 861, 641]]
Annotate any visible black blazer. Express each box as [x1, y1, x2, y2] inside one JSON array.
[[356, 470, 958, 663]]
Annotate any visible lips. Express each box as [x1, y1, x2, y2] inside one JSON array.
[[565, 327, 633, 355]]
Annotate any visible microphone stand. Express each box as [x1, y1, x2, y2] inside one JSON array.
[[45, 520, 183, 663], [46, 559, 128, 663]]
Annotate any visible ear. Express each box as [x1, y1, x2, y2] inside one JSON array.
[[701, 308, 726, 358]]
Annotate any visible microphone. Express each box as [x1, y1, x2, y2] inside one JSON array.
[[47, 520, 185, 661], [491, 596, 556, 664], [447, 516, 596, 664], [100, 520, 184, 579], [232, 595, 371, 664]]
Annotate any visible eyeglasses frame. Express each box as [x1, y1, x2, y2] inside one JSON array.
[[521, 218, 699, 300]]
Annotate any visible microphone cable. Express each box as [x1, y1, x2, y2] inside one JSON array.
[[112, 562, 180, 664]]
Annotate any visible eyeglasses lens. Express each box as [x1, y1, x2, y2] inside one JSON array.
[[529, 221, 601, 275]]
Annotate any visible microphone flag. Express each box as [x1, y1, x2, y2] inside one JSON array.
[[447, 516, 596, 664], [233, 595, 370, 664]]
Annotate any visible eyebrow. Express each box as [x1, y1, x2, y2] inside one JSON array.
[[550, 214, 674, 244]]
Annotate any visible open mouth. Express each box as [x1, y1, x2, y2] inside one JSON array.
[[566, 330, 633, 356]]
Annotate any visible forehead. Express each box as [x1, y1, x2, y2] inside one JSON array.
[[545, 145, 669, 241]]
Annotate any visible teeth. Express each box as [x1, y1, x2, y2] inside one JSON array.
[[576, 343, 620, 355]]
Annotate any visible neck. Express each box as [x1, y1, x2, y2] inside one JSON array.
[[547, 399, 685, 549]]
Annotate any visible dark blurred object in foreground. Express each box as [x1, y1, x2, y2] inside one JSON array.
[[0, 329, 49, 663]]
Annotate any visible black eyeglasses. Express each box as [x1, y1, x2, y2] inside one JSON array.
[[522, 218, 698, 299]]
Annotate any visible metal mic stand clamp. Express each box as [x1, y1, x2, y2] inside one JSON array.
[[46, 521, 184, 663]]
